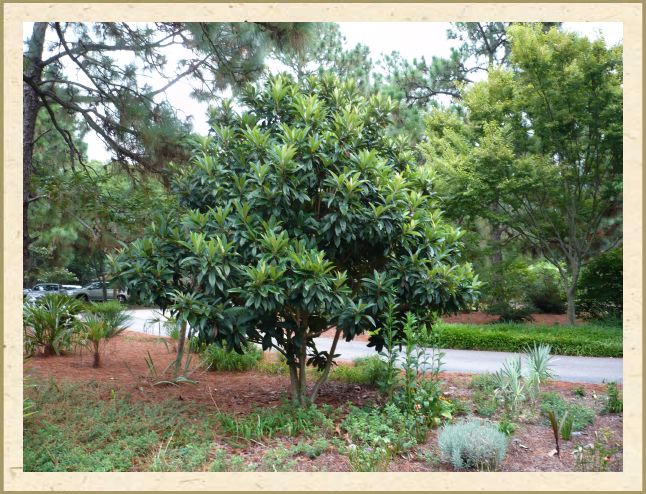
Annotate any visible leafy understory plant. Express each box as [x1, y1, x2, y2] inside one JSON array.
[[23, 294, 84, 356], [438, 419, 508, 471]]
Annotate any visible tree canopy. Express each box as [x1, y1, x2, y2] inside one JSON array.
[[423, 24, 622, 324], [112, 73, 480, 404]]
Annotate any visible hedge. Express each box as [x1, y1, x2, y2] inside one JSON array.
[[434, 322, 622, 358]]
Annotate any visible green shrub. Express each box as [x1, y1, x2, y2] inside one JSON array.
[[201, 343, 262, 372], [577, 248, 622, 320], [473, 391, 498, 417], [525, 263, 565, 314], [23, 294, 84, 356], [487, 302, 535, 323], [438, 419, 508, 471], [540, 392, 596, 431], [435, 322, 622, 357], [328, 356, 389, 386], [601, 382, 623, 414]]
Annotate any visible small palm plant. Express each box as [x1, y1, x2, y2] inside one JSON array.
[[23, 294, 83, 356], [78, 301, 131, 368]]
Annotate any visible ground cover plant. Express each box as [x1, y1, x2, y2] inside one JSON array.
[[23, 330, 624, 472]]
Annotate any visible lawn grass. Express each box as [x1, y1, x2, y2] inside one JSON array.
[[434, 322, 622, 357]]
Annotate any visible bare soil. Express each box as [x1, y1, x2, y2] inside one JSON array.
[[24, 331, 622, 472]]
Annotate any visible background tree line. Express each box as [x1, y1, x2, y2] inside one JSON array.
[[24, 22, 622, 324]]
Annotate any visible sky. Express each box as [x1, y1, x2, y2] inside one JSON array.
[[25, 22, 623, 162]]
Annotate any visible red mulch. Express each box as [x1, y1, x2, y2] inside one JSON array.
[[442, 311, 583, 325], [24, 330, 622, 472]]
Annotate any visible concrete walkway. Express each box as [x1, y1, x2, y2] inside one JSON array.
[[124, 309, 623, 384]]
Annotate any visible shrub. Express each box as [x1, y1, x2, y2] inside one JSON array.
[[328, 356, 390, 386], [23, 294, 84, 356], [487, 302, 534, 323], [601, 382, 623, 414], [435, 322, 622, 357], [540, 392, 595, 431], [201, 343, 262, 372], [390, 313, 452, 439], [577, 248, 622, 320], [438, 419, 508, 471], [525, 263, 565, 314]]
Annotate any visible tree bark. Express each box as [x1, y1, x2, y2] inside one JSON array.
[[565, 259, 580, 326], [174, 320, 188, 375], [489, 221, 504, 306], [23, 23, 48, 278], [93, 341, 101, 368], [309, 326, 341, 403]]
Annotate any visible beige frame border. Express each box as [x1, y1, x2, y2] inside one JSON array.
[[3, 3, 642, 492]]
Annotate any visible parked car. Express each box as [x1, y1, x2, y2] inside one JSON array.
[[69, 281, 128, 303], [23, 283, 79, 303]]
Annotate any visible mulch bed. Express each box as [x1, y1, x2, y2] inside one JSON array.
[[24, 330, 622, 472]]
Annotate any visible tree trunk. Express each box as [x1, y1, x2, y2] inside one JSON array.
[[93, 341, 100, 368], [174, 320, 188, 375], [309, 326, 341, 403], [489, 222, 504, 306], [23, 23, 48, 276], [565, 259, 580, 326]]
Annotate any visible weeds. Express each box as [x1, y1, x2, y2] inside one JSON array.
[[540, 392, 595, 431], [201, 343, 262, 372], [328, 356, 389, 386], [215, 403, 333, 443], [601, 382, 623, 414], [573, 428, 621, 472]]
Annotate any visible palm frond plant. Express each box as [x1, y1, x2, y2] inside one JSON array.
[[23, 294, 84, 356], [78, 302, 131, 367]]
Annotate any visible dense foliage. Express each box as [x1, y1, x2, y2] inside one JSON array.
[[112, 73, 479, 404], [577, 248, 623, 320], [423, 25, 623, 324]]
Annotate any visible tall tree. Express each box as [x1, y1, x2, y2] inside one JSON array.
[[23, 22, 314, 271], [424, 25, 622, 324], [112, 74, 480, 404], [272, 23, 372, 86]]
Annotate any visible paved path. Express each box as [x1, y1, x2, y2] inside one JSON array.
[[125, 309, 623, 384]]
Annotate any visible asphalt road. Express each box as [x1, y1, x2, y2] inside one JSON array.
[[125, 309, 623, 384]]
